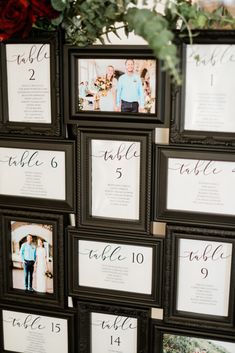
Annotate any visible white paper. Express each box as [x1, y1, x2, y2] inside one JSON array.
[[167, 158, 235, 215], [0, 147, 65, 200], [184, 44, 235, 132], [3, 310, 68, 353], [6, 43, 51, 123], [79, 240, 152, 294], [91, 139, 140, 220], [91, 313, 137, 353], [177, 238, 232, 316]]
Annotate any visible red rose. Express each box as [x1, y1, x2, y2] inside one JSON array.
[[0, 0, 35, 41], [31, 0, 60, 20]]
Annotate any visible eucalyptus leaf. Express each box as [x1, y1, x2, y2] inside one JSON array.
[[51, 0, 68, 11], [51, 14, 64, 26]]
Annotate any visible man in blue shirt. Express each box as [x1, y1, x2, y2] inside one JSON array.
[[20, 234, 36, 291], [116, 59, 145, 113]]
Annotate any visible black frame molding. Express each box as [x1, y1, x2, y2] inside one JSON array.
[[77, 301, 150, 353], [68, 229, 163, 307], [0, 29, 64, 138], [0, 209, 66, 308], [64, 45, 167, 127], [164, 224, 235, 330], [170, 30, 235, 146], [76, 126, 153, 234]]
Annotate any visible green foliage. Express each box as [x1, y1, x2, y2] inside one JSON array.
[[126, 7, 181, 84], [51, 0, 69, 11], [47, 0, 235, 83], [61, 0, 137, 46], [163, 334, 232, 353]]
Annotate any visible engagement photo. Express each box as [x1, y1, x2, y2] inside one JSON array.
[[77, 58, 156, 114], [11, 221, 54, 294]]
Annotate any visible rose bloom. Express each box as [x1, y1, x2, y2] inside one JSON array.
[[0, 0, 34, 41], [0, 0, 59, 41], [31, 0, 59, 19]]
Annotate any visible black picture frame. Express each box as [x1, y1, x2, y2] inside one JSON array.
[[64, 45, 167, 127], [170, 30, 235, 146], [151, 323, 235, 353], [154, 145, 235, 226], [164, 225, 235, 330], [77, 301, 150, 353], [77, 126, 153, 234], [68, 229, 163, 307], [0, 29, 64, 138], [0, 137, 75, 212], [0, 209, 66, 308], [0, 303, 75, 353]]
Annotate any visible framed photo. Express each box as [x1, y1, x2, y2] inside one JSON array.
[[0, 29, 63, 137], [78, 302, 149, 353], [0, 209, 65, 308], [155, 145, 235, 226], [77, 127, 153, 234], [64, 45, 167, 126], [152, 324, 235, 353], [68, 229, 163, 307], [170, 30, 235, 145], [164, 225, 235, 329], [0, 304, 75, 353], [0, 138, 75, 212]]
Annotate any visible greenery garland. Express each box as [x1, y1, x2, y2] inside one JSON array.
[[3, 0, 235, 84]]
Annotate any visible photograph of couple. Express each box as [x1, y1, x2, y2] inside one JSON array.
[[11, 221, 53, 294], [163, 334, 235, 353], [78, 58, 156, 114]]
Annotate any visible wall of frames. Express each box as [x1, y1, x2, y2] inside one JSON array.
[[0, 28, 234, 353]]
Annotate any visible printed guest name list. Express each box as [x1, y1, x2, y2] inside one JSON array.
[[167, 158, 235, 215], [0, 147, 65, 200], [3, 310, 68, 353], [91, 313, 137, 353], [79, 240, 152, 294], [184, 44, 235, 132], [177, 239, 232, 316], [6, 43, 51, 123], [91, 139, 140, 220]]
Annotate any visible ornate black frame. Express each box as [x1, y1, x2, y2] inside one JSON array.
[[0, 29, 64, 138], [77, 301, 150, 353], [76, 126, 153, 234], [154, 144, 235, 226], [68, 229, 163, 307], [0, 209, 66, 308], [170, 30, 235, 146], [164, 225, 235, 330], [64, 45, 167, 127], [151, 323, 235, 353]]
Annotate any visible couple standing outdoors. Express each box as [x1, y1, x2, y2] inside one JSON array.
[[20, 234, 48, 293], [100, 59, 145, 113]]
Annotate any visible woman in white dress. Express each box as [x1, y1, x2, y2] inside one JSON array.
[[99, 65, 117, 112], [36, 238, 47, 293]]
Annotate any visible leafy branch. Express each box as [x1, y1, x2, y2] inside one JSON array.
[[48, 0, 235, 84]]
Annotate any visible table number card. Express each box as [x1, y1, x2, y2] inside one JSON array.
[[167, 158, 235, 215], [184, 44, 235, 133], [91, 313, 137, 353], [78, 240, 152, 294], [2, 310, 68, 353], [91, 139, 140, 220], [6, 43, 51, 124], [0, 147, 65, 200], [177, 238, 232, 316]]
